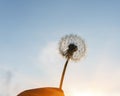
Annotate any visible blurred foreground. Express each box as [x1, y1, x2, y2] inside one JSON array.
[[17, 87, 64, 96]]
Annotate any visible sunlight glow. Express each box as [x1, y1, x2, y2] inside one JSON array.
[[71, 90, 106, 96], [73, 92, 95, 96]]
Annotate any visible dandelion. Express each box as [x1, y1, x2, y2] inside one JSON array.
[[59, 34, 87, 89], [17, 34, 87, 96]]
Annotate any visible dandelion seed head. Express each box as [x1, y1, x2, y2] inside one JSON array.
[[59, 34, 87, 61]]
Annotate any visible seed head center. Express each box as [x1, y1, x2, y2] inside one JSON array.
[[66, 43, 78, 58]]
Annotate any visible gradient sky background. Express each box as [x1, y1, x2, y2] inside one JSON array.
[[0, 0, 120, 96]]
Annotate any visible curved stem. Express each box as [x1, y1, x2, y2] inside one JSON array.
[[59, 58, 70, 89]]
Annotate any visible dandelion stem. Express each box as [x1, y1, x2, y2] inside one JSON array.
[[59, 58, 70, 89]]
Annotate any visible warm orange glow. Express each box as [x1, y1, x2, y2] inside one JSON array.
[[17, 87, 64, 96]]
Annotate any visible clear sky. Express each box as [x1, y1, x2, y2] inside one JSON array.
[[0, 0, 120, 96]]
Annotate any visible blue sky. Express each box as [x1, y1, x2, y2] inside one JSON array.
[[0, 0, 120, 96]]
